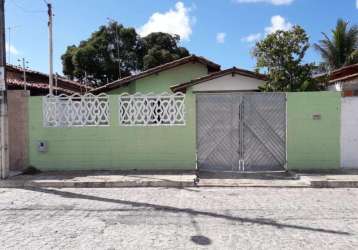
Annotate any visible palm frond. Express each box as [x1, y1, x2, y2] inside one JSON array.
[[315, 19, 358, 70]]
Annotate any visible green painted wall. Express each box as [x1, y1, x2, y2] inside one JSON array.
[[287, 92, 341, 170], [108, 63, 209, 94], [27, 62, 208, 171], [28, 94, 196, 171]]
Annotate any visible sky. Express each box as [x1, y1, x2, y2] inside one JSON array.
[[4, 0, 358, 75]]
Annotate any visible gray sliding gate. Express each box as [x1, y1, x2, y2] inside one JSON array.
[[197, 93, 286, 172]]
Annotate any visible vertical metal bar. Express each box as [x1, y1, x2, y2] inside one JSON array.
[[230, 93, 234, 171], [242, 95, 245, 171], [285, 92, 288, 170], [243, 95, 245, 171], [195, 93, 199, 172], [239, 94, 242, 171], [238, 94, 245, 172]]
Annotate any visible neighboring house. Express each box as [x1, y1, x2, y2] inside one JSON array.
[[92, 55, 221, 94], [6, 65, 92, 172], [6, 64, 93, 95], [316, 63, 358, 96], [171, 67, 266, 93]]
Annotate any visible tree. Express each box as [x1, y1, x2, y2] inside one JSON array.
[[253, 25, 318, 91], [142, 32, 189, 70], [314, 19, 358, 71], [61, 24, 190, 86], [61, 45, 77, 78], [61, 22, 144, 86]]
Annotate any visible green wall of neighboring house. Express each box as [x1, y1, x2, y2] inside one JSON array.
[[27, 63, 208, 171], [287, 92, 341, 170]]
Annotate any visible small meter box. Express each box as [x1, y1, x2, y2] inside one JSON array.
[[312, 113, 322, 120], [36, 140, 48, 153]]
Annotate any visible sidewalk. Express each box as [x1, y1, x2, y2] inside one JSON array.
[[298, 170, 358, 188], [1, 170, 358, 188], [0, 171, 196, 188]]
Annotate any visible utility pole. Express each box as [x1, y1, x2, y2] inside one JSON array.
[[0, 0, 9, 179], [22, 58, 27, 91], [47, 2, 53, 95], [54, 72, 58, 95], [18, 58, 28, 91], [107, 18, 121, 79]]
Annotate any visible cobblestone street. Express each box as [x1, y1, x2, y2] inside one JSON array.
[[0, 187, 357, 249]]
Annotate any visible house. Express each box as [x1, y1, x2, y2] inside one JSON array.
[[6, 64, 93, 95], [92, 55, 221, 94], [92, 55, 266, 94], [24, 55, 278, 173], [316, 63, 358, 96], [4, 54, 346, 176]]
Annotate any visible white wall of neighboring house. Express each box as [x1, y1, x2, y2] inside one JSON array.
[[341, 97, 358, 168], [192, 74, 265, 92], [327, 79, 358, 92], [327, 83, 342, 92]]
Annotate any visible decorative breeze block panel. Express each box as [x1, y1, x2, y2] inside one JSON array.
[[43, 93, 110, 127], [118, 92, 185, 126]]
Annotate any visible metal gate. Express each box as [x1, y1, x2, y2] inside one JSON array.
[[197, 92, 286, 172]]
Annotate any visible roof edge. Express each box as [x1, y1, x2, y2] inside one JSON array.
[[314, 63, 358, 83], [171, 67, 267, 93], [6, 64, 93, 90]]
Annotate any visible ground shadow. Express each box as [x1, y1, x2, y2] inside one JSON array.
[[190, 235, 212, 245], [23, 187, 351, 236]]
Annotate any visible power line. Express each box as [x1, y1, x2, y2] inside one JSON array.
[[6, 25, 20, 64], [9, 0, 46, 14]]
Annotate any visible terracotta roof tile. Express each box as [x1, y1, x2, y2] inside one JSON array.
[[7, 78, 75, 95], [6, 64, 93, 93]]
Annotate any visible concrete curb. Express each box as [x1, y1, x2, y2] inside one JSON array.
[[197, 184, 310, 188], [2, 171, 358, 188], [3, 180, 358, 188], [310, 181, 358, 188], [0, 180, 195, 188]]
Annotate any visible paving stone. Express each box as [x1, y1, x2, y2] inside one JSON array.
[[0, 187, 357, 249]]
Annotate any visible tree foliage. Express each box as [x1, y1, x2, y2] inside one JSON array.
[[142, 32, 189, 70], [61, 22, 189, 86], [314, 19, 358, 71], [253, 26, 318, 92]]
